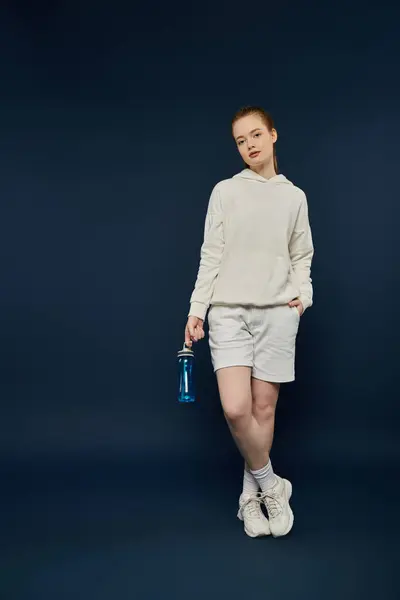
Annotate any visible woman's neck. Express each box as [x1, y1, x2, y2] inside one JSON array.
[[250, 158, 277, 180]]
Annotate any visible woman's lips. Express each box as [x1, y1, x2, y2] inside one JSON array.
[[249, 151, 260, 158]]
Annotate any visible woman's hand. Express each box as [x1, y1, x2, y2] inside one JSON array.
[[185, 316, 205, 348], [288, 298, 304, 316]]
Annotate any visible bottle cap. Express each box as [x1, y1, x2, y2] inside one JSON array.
[[177, 342, 195, 358]]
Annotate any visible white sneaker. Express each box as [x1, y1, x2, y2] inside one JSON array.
[[260, 476, 294, 537], [237, 493, 271, 537]]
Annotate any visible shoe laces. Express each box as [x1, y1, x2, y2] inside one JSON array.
[[260, 488, 283, 519], [240, 494, 263, 519]]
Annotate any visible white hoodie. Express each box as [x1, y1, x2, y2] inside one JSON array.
[[189, 168, 314, 321]]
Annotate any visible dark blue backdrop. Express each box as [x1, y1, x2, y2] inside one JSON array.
[[1, 1, 399, 599]]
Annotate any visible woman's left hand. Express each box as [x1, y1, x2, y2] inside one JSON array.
[[288, 298, 304, 316]]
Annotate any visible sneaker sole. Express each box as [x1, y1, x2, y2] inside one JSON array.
[[271, 479, 294, 538], [237, 509, 271, 537]]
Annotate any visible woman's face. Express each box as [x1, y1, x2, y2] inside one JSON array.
[[233, 114, 277, 168]]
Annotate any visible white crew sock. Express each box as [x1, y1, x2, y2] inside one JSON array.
[[250, 460, 277, 492], [242, 462, 259, 498]]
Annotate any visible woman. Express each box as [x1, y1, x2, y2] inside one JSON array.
[[184, 106, 314, 538]]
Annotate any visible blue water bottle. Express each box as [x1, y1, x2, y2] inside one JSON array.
[[177, 343, 195, 403]]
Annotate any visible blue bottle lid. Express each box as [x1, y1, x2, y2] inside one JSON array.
[[177, 342, 194, 359]]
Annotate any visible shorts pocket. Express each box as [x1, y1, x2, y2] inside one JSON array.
[[207, 304, 220, 326], [292, 305, 300, 319]]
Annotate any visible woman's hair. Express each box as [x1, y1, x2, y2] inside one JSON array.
[[231, 106, 278, 173]]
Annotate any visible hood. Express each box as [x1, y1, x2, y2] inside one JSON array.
[[233, 168, 293, 186]]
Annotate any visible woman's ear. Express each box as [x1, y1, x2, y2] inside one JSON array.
[[271, 128, 278, 144]]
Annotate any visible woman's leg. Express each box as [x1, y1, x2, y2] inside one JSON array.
[[244, 378, 280, 490], [216, 366, 270, 470], [242, 379, 279, 488], [251, 377, 280, 458], [216, 366, 271, 537], [250, 378, 293, 538]]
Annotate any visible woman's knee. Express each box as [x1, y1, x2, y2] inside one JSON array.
[[223, 401, 251, 425], [253, 402, 275, 423], [216, 366, 252, 426], [251, 379, 279, 423]]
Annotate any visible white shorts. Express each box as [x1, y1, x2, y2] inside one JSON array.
[[207, 304, 300, 383]]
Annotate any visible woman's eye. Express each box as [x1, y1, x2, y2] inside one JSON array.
[[254, 133, 261, 137]]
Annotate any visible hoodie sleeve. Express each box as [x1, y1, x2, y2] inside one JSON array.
[[289, 192, 314, 312], [188, 185, 225, 321]]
